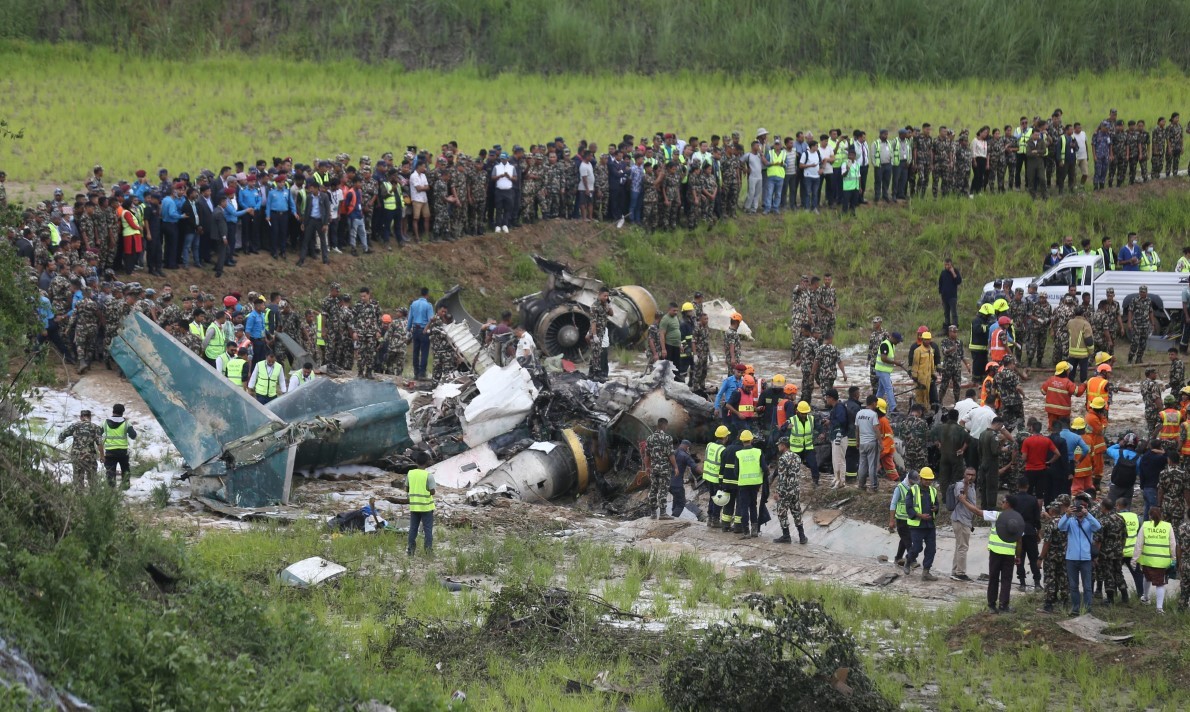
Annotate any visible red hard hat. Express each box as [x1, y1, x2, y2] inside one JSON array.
[[223, 296, 238, 307]]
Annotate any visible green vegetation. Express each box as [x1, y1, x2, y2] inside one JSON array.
[[1, 0, 1187, 77], [2, 42, 1188, 188]]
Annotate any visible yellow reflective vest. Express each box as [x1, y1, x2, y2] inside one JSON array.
[[408, 468, 435, 512]]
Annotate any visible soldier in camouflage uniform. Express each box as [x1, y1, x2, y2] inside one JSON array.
[[76, 203, 99, 257], [319, 284, 341, 369], [788, 276, 813, 363], [157, 295, 183, 331], [684, 159, 702, 229], [988, 129, 1007, 192], [431, 161, 452, 242], [797, 325, 819, 403], [448, 161, 467, 241], [641, 163, 660, 231], [898, 403, 931, 472], [102, 288, 132, 367], [1050, 295, 1076, 365], [543, 152, 565, 219], [698, 163, 718, 228], [1045, 114, 1064, 187], [661, 161, 681, 230], [58, 409, 104, 490], [1109, 120, 1128, 188], [380, 309, 408, 376], [427, 307, 457, 385], [359, 166, 377, 243], [1169, 351, 1185, 394], [912, 125, 934, 198], [593, 154, 609, 221], [1007, 289, 1028, 360], [172, 321, 204, 357], [815, 275, 837, 339], [645, 420, 676, 519], [868, 316, 889, 394], [814, 331, 843, 399], [1041, 496, 1071, 612], [933, 128, 954, 198], [1137, 120, 1151, 182], [331, 295, 355, 373], [48, 262, 74, 316], [994, 354, 1025, 427], [1125, 121, 1141, 184], [690, 313, 711, 395], [1091, 300, 1116, 356], [645, 314, 664, 370], [468, 159, 487, 236], [70, 288, 102, 373], [521, 153, 544, 224], [1139, 369, 1163, 431], [272, 302, 303, 367], [723, 318, 743, 372], [939, 325, 967, 404], [721, 145, 742, 218], [1158, 456, 1189, 534], [587, 289, 611, 381], [1094, 499, 1128, 603], [953, 132, 973, 196], [1127, 286, 1156, 364], [1151, 119, 1168, 178], [771, 440, 807, 544], [352, 287, 382, 378]]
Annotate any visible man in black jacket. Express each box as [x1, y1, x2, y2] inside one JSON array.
[[298, 181, 331, 266], [938, 258, 962, 331]]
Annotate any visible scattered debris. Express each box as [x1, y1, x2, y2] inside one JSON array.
[[867, 574, 899, 588], [1057, 615, 1134, 644], [0, 636, 94, 711], [279, 557, 347, 587], [814, 509, 844, 527]]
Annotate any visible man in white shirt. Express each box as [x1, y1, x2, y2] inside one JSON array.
[[247, 351, 287, 404], [1072, 122, 1089, 190], [953, 388, 980, 424], [288, 361, 316, 391], [854, 395, 881, 491], [578, 152, 595, 222], [853, 131, 870, 203], [513, 324, 537, 366], [742, 141, 764, 213], [798, 138, 823, 213], [960, 402, 998, 438], [491, 154, 517, 233], [408, 163, 430, 241]]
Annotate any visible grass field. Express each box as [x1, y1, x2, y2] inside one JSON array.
[[2, 41, 1189, 189]]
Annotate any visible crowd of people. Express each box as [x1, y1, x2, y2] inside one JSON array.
[[2, 106, 1187, 286]]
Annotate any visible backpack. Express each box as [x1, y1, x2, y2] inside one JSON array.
[[944, 482, 959, 512]]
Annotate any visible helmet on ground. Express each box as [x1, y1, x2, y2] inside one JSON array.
[[712, 490, 731, 507], [1090, 397, 1106, 409], [797, 401, 811, 414], [771, 374, 786, 386], [714, 425, 731, 438], [1054, 361, 1071, 375], [919, 467, 935, 480], [739, 430, 754, 442]]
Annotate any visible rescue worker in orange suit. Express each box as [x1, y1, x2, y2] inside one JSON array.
[[981, 362, 1001, 410], [1041, 361, 1086, 430], [876, 397, 898, 481], [1085, 397, 1110, 490]]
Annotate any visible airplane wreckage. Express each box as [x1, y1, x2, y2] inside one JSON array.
[[109, 255, 753, 510]]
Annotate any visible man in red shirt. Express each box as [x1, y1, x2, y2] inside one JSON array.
[[1020, 418, 1060, 498]]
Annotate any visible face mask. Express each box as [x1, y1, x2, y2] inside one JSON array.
[[1147, 248, 1154, 253], [1051, 249, 1059, 255]]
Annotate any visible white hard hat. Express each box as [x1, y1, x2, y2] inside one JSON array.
[[712, 490, 731, 507]]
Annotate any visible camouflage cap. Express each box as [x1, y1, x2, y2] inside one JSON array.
[[330, 282, 341, 290], [1055, 494, 1072, 505], [360, 155, 371, 163]]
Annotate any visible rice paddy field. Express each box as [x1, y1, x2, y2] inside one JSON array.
[[1, 41, 1189, 189]]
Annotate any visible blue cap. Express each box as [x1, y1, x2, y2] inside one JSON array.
[[891, 331, 903, 340], [500, 152, 509, 159]]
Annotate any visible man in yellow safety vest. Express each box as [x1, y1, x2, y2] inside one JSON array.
[[406, 451, 436, 556], [247, 351, 287, 404], [1131, 506, 1177, 613], [102, 403, 138, 489]]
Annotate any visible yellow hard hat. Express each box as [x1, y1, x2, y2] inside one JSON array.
[[919, 467, 935, 480], [1094, 352, 1112, 365], [681, 302, 694, 312], [993, 298, 1009, 312], [797, 401, 811, 414], [739, 430, 754, 442], [1071, 417, 1087, 429], [921, 331, 932, 340], [1181, 386, 1190, 396], [771, 374, 786, 386], [876, 398, 887, 412], [714, 425, 731, 438], [1055, 361, 1071, 375], [979, 303, 995, 316], [1090, 397, 1106, 409]]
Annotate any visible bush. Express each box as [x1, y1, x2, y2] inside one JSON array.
[[662, 594, 894, 712]]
